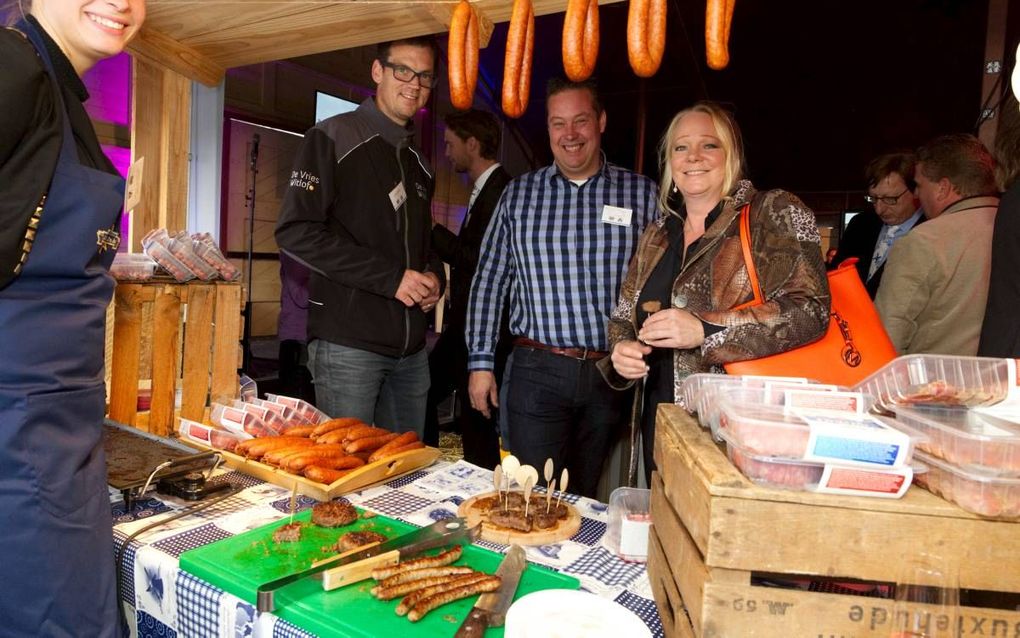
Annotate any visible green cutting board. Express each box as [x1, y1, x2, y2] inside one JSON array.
[[179, 509, 580, 637]]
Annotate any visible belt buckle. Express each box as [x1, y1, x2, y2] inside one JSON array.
[[576, 347, 590, 360]]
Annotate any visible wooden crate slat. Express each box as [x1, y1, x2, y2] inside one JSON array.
[[149, 286, 182, 436], [181, 284, 216, 421], [210, 282, 242, 403], [648, 530, 695, 638], [108, 284, 145, 425]]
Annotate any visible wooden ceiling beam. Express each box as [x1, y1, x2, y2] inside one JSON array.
[[129, 27, 226, 87]]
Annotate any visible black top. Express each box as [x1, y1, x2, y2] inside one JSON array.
[[978, 181, 1020, 357], [638, 203, 724, 419], [0, 17, 116, 290]]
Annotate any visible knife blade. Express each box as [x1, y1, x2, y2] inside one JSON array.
[[256, 516, 479, 612], [454, 544, 527, 637]]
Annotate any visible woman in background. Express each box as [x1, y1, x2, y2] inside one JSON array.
[[0, 0, 145, 634], [601, 102, 829, 483]]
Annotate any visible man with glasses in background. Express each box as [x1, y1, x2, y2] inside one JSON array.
[[276, 37, 444, 437], [831, 152, 923, 298]]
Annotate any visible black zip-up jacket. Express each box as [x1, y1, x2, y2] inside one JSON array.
[[275, 97, 443, 357]]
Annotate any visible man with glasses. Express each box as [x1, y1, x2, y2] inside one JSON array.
[[831, 153, 923, 297], [876, 134, 999, 355], [276, 37, 444, 437]]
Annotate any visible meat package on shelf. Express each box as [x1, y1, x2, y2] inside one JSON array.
[[680, 373, 922, 498], [854, 355, 1020, 520], [134, 228, 240, 282]]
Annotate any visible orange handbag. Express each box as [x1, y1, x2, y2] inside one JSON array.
[[723, 207, 898, 386]]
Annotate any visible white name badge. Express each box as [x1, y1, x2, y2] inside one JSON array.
[[124, 156, 144, 213], [389, 182, 408, 211], [601, 205, 633, 227]]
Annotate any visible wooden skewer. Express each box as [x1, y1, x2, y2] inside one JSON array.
[[544, 458, 554, 490], [493, 465, 504, 509], [546, 478, 556, 514], [523, 476, 535, 518], [557, 468, 569, 509]]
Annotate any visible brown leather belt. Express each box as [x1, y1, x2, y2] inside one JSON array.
[[513, 337, 608, 361]]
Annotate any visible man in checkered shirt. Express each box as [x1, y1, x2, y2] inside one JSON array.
[[465, 78, 658, 498]]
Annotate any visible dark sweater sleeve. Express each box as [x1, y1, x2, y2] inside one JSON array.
[[0, 28, 60, 290]]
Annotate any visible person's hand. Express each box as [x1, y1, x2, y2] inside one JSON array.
[[638, 308, 706, 349], [418, 271, 441, 312], [468, 371, 499, 419], [395, 269, 436, 308], [611, 340, 652, 379]]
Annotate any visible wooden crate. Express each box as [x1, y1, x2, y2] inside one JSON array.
[[649, 405, 1020, 638], [108, 281, 242, 436]]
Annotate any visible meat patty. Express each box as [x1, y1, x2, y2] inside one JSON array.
[[272, 522, 303, 543], [311, 501, 358, 528], [488, 510, 532, 533], [336, 530, 387, 552], [534, 510, 559, 529]]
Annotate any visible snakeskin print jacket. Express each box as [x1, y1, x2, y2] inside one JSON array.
[[598, 180, 830, 406]]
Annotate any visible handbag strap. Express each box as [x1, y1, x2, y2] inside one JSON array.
[[732, 203, 762, 310]]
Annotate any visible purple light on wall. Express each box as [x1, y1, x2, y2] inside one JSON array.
[[84, 53, 131, 127]]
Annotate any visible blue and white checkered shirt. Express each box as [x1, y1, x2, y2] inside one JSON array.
[[466, 160, 658, 371]]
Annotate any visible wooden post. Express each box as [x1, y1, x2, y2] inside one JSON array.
[[977, 0, 1011, 148]]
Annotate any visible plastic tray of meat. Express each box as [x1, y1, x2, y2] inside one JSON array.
[[718, 429, 916, 498], [110, 253, 157, 281], [700, 383, 858, 437], [912, 450, 1020, 520], [178, 417, 251, 452], [716, 399, 918, 468], [679, 373, 813, 414], [854, 355, 1011, 411], [892, 405, 1020, 476]]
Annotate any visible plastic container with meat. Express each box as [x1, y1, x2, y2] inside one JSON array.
[[702, 383, 861, 438], [265, 393, 331, 424], [235, 401, 288, 435], [167, 232, 219, 281], [178, 417, 251, 452], [912, 450, 1020, 520], [110, 253, 157, 281], [716, 400, 920, 468], [143, 241, 197, 282], [191, 232, 241, 281], [893, 405, 1020, 475], [210, 402, 276, 437], [854, 354, 1011, 411], [718, 429, 916, 498], [247, 397, 311, 429], [679, 373, 812, 415]]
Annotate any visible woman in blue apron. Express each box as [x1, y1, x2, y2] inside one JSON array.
[[0, 0, 145, 635]]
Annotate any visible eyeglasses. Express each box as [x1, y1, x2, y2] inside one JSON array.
[[380, 61, 438, 89], [865, 189, 909, 206]]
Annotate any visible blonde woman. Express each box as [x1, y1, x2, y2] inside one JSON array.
[[601, 102, 829, 482], [0, 0, 145, 634]]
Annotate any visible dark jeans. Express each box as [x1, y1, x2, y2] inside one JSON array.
[[307, 339, 429, 438], [506, 346, 630, 499], [425, 330, 501, 468]]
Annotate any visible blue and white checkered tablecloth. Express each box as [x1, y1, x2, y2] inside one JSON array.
[[112, 460, 663, 638]]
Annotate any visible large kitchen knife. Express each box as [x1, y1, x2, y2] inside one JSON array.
[[454, 544, 527, 637], [256, 517, 479, 612]]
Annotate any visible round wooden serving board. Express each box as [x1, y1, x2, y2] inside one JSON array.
[[457, 491, 581, 546]]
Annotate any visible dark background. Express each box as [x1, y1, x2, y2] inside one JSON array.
[[465, 0, 1015, 194]]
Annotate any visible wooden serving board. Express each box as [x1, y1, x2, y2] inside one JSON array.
[[183, 440, 440, 501], [458, 491, 581, 546]]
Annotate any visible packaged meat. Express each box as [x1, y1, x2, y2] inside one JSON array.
[[679, 373, 812, 414], [266, 393, 331, 424], [248, 397, 311, 427], [893, 405, 1020, 475], [178, 417, 251, 451], [143, 241, 196, 282], [210, 402, 276, 437], [167, 232, 219, 281], [719, 430, 916, 498], [913, 450, 1020, 520], [604, 487, 651, 562], [717, 400, 920, 468], [191, 232, 241, 281], [854, 355, 1011, 411], [110, 253, 157, 281], [701, 383, 861, 439], [235, 401, 288, 435]]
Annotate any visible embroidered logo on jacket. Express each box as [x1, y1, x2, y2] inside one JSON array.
[[289, 170, 320, 192]]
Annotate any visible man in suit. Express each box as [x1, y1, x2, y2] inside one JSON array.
[[876, 134, 999, 355], [832, 152, 923, 297], [425, 109, 511, 467]]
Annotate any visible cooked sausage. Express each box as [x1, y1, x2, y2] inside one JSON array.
[[343, 426, 393, 442], [240, 435, 311, 459], [375, 566, 476, 591], [383, 441, 426, 457], [705, 0, 735, 70], [562, 0, 599, 81], [627, 0, 666, 77], [395, 573, 492, 616], [281, 424, 314, 437], [315, 426, 361, 445], [303, 465, 355, 484], [373, 571, 483, 601], [367, 432, 419, 462], [502, 0, 534, 118], [344, 433, 399, 454], [407, 576, 502, 622], [259, 441, 319, 466], [313, 455, 366, 471], [311, 417, 363, 438], [281, 444, 350, 471], [371, 545, 464, 581], [447, 0, 479, 109]]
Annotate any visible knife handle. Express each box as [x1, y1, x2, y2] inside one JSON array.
[[454, 608, 490, 638], [321, 549, 399, 591]]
